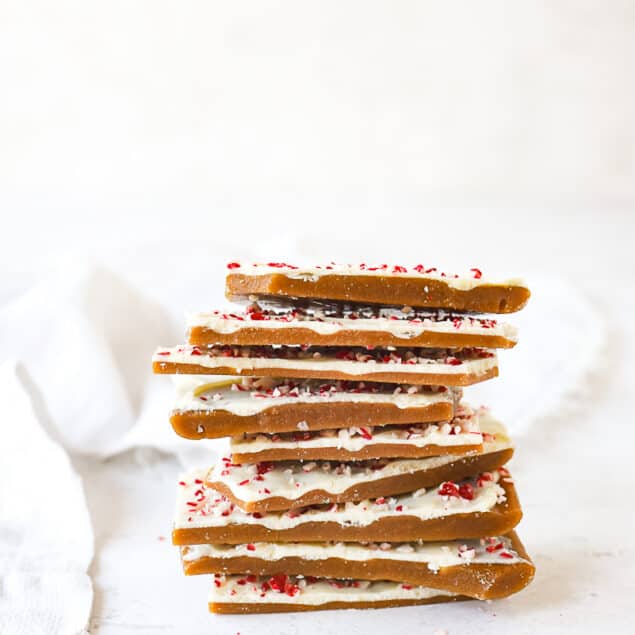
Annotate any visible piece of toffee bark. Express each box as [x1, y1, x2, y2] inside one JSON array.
[[207, 411, 508, 513], [184, 531, 535, 601], [207, 575, 465, 614], [187, 303, 518, 349], [169, 376, 456, 440], [229, 401, 481, 464], [172, 466, 520, 545], [153, 345, 498, 386], [224, 263, 530, 314]]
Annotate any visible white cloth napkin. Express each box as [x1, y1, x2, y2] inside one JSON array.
[[0, 362, 93, 635], [0, 261, 606, 634]]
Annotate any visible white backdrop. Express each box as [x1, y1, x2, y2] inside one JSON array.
[[1, 0, 635, 277]]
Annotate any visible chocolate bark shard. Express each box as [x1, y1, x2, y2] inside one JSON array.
[[207, 409, 507, 513], [208, 575, 466, 613], [153, 345, 498, 386], [187, 304, 518, 348], [228, 401, 483, 465], [173, 466, 521, 544], [224, 263, 530, 313], [169, 376, 455, 440], [184, 531, 535, 601]]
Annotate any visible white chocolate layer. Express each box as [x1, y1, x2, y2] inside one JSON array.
[[184, 534, 527, 571], [226, 262, 526, 293], [188, 309, 517, 342], [213, 411, 505, 504], [172, 376, 454, 416], [208, 575, 459, 605], [174, 466, 507, 531], [155, 345, 498, 378], [231, 425, 480, 455]]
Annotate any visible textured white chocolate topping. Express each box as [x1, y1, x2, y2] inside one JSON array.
[[226, 262, 527, 293], [230, 424, 478, 454], [208, 574, 459, 605], [172, 375, 454, 416], [188, 307, 517, 342], [174, 465, 507, 531], [230, 402, 480, 456], [154, 345, 498, 378], [184, 534, 527, 571], [213, 410, 505, 504]]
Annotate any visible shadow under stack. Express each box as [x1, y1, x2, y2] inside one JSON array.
[[152, 262, 535, 614]]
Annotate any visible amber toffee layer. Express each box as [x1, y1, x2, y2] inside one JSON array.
[[188, 324, 516, 349], [209, 594, 469, 614], [170, 400, 454, 440], [186, 530, 534, 601], [207, 448, 513, 513], [225, 272, 530, 314], [154, 361, 499, 387], [173, 479, 521, 545]]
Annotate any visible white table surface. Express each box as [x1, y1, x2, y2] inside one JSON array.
[[73, 266, 634, 635]]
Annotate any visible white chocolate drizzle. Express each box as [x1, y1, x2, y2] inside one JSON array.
[[174, 465, 507, 531], [207, 574, 459, 605], [171, 375, 455, 416], [226, 262, 527, 293], [212, 411, 506, 504], [188, 307, 517, 342], [154, 345, 498, 378], [184, 534, 526, 571]]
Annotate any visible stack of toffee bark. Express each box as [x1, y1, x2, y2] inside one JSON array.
[[152, 263, 535, 614]]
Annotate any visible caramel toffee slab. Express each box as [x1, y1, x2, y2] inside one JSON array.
[[184, 531, 535, 601], [153, 345, 498, 386], [207, 575, 466, 614], [188, 304, 518, 349], [173, 466, 520, 545], [229, 423, 481, 463], [224, 263, 530, 314], [208, 411, 509, 513], [170, 376, 456, 440], [229, 402, 483, 464]]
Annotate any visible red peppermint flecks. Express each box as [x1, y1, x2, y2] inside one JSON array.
[[438, 481, 460, 498], [268, 574, 288, 592], [227, 262, 241, 269], [470, 268, 483, 279], [246, 543, 256, 551], [458, 483, 475, 500]]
